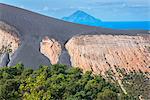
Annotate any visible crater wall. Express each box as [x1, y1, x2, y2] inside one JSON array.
[[66, 35, 150, 75]]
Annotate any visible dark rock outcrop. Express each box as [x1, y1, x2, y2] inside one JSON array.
[[0, 53, 10, 67]]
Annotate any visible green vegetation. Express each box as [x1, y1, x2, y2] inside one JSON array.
[[122, 72, 150, 100], [0, 44, 12, 55], [0, 64, 149, 100]]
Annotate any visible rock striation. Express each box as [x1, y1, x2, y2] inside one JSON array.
[[40, 36, 62, 64], [0, 21, 20, 55], [0, 21, 20, 66], [66, 35, 150, 75], [0, 3, 149, 70]]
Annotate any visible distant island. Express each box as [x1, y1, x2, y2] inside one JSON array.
[[62, 10, 150, 30]]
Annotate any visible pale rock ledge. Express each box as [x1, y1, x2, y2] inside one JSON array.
[[40, 36, 62, 64], [0, 21, 20, 55], [65, 35, 150, 75]]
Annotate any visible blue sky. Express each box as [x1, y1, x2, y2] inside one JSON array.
[[0, 0, 150, 21]]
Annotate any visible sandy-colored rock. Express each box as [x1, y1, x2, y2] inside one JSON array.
[[0, 21, 20, 55], [40, 36, 61, 64], [66, 35, 150, 75]]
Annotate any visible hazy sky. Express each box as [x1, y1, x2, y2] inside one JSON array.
[[0, 0, 150, 21]]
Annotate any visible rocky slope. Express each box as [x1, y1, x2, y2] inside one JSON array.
[[66, 35, 150, 74], [40, 36, 61, 64], [0, 21, 20, 66], [0, 3, 149, 74], [0, 21, 20, 54]]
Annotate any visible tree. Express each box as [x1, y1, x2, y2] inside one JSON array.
[[122, 72, 150, 100], [97, 89, 118, 100], [1, 64, 132, 100]]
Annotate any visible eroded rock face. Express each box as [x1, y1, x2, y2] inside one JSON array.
[[40, 36, 61, 64], [0, 21, 20, 55], [66, 35, 150, 75], [0, 21, 20, 66]]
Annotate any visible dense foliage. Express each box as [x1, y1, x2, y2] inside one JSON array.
[[122, 72, 150, 100], [0, 64, 149, 100], [105, 67, 150, 100]]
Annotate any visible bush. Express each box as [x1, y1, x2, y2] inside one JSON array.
[[0, 64, 120, 100]]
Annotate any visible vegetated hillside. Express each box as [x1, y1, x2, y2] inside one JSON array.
[[0, 3, 149, 69], [0, 64, 149, 100]]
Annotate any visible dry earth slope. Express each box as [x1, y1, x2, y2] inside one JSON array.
[[0, 3, 149, 74]]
